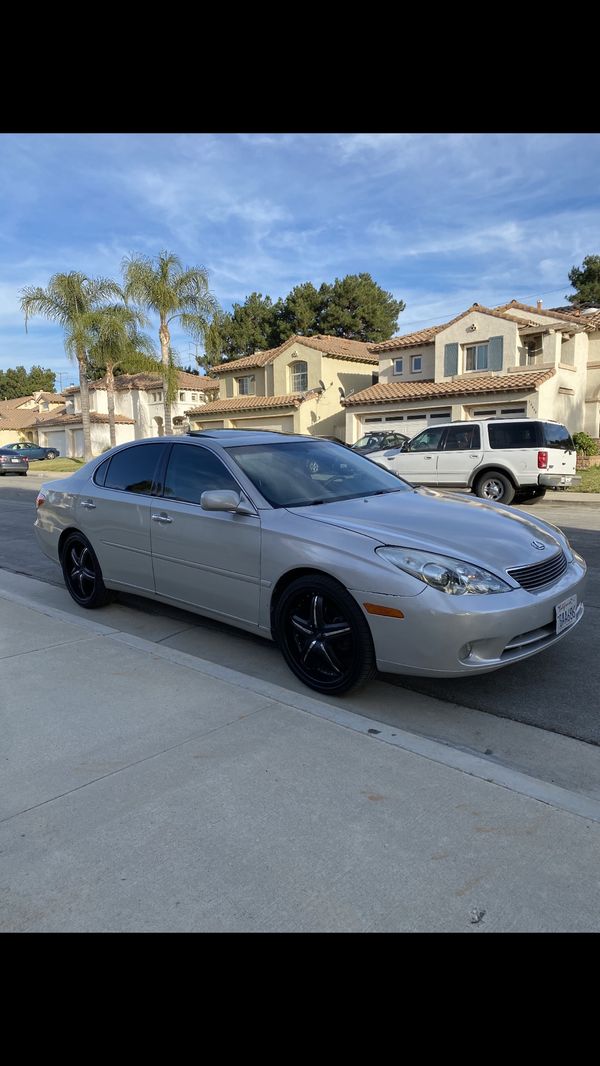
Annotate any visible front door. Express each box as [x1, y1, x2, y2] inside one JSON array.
[[150, 443, 261, 625], [388, 425, 446, 484]]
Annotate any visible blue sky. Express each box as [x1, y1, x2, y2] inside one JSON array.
[[1, 132, 598, 390]]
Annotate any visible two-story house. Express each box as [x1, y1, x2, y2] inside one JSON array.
[[343, 301, 600, 443], [31, 371, 219, 457], [185, 334, 378, 439], [0, 392, 67, 446]]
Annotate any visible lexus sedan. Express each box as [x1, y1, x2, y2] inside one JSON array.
[[33, 430, 587, 695], [2, 441, 60, 460]]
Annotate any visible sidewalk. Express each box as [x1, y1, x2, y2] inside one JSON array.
[[1, 571, 600, 932]]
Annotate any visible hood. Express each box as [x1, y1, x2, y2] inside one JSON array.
[[287, 487, 566, 574]]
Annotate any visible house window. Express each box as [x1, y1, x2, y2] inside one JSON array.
[[411, 355, 422, 373], [465, 344, 488, 371], [151, 391, 163, 403], [179, 392, 186, 402], [237, 375, 256, 396], [191, 393, 198, 401], [394, 358, 403, 375], [289, 361, 308, 392]]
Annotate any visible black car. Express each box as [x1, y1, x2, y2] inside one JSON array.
[[0, 448, 29, 475], [1, 441, 60, 460], [351, 431, 410, 455]]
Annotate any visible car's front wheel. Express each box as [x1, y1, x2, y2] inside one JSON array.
[[273, 574, 375, 694], [474, 470, 515, 505], [46, 451, 59, 460], [60, 532, 112, 608]]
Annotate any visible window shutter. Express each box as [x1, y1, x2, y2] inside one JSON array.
[[488, 335, 503, 370], [444, 343, 458, 376]]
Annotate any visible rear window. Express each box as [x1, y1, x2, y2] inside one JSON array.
[[541, 423, 575, 451], [104, 443, 165, 494], [488, 422, 541, 449]]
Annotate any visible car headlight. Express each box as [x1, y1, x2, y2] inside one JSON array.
[[376, 546, 511, 595]]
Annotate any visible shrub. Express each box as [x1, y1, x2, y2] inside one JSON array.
[[573, 431, 599, 456]]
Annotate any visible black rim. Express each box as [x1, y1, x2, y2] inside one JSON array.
[[64, 540, 97, 602], [281, 589, 356, 687]]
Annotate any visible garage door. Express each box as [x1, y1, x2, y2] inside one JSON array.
[[72, 429, 84, 458], [43, 430, 67, 455], [360, 409, 451, 439], [231, 416, 295, 433]]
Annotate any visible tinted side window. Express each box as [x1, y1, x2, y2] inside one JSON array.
[[163, 444, 239, 504], [443, 425, 481, 450], [409, 427, 446, 452], [488, 422, 540, 449], [104, 443, 165, 494], [542, 423, 574, 450], [93, 457, 111, 486]]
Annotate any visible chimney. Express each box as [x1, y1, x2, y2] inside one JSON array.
[[536, 299, 543, 311]]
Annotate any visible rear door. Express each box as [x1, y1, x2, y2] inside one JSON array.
[[79, 442, 167, 593], [150, 442, 261, 625], [542, 422, 578, 477], [436, 423, 483, 485]]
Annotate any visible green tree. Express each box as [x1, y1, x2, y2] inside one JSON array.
[[74, 303, 175, 448], [27, 366, 56, 393], [203, 293, 281, 367], [279, 282, 324, 337], [567, 255, 600, 306], [319, 273, 404, 341], [0, 365, 29, 399], [122, 251, 219, 434], [20, 272, 121, 460]]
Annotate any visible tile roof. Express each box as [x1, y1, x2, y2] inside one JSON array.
[[208, 334, 378, 374], [65, 370, 217, 394], [0, 395, 35, 412], [343, 370, 555, 406], [368, 304, 538, 353], [549, 305, 600, 329], [0, 406, 68, 430], [186, 394, 304, 415], [31, 411, 136, 428], [496, 300, 590, 325]]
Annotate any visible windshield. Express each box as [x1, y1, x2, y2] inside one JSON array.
[[226, 440, 410, 508]]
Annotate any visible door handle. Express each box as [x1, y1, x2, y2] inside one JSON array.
[[423, 456, 433, 460], [80, 499, 96, 509], [469, 454, 479, 458], [151, 513, 173, 524]]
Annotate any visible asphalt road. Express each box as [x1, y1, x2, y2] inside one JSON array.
[[1, 474, 599, 744]]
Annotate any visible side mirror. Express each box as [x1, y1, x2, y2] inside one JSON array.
[[201, 490, 255, 515]]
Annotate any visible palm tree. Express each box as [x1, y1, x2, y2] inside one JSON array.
[[122, 251, 219, 435], [20, 272, 121, 461], [75, 303, 178, 448]]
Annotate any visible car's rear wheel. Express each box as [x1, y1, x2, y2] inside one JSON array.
[[273, 574, 375, 695], [475, 470, 515, 505], [60, 532, 112, 608]]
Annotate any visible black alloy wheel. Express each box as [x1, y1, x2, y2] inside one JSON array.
[[274, 575, 375, 695], [60, 532, 112, 608]]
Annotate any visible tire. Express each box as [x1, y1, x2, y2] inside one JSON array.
[[474, 470, 515, 505], [60, 532, 112, 608], [514, 487, 547, 505], [19, 472, 27, 477], [273, 574, 375, 695], [46, 451, 58, 460]]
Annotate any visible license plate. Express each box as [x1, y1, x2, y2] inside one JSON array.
[[10, 458, 20, 463], [556, 594, 577, 634]]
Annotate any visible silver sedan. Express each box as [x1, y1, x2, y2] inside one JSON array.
[[33, 430, 587, 695]]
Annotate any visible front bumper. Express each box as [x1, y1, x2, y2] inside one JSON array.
[[351, 555, 587, 677]]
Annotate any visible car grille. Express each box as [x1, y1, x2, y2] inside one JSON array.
[[507, 549, 568, 590]]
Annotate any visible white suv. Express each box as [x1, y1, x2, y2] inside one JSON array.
[[369, 418, 580, 505]]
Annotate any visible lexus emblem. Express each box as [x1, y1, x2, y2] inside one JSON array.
[[531, 539, 546, 550]]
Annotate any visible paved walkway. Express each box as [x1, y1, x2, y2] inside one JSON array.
[[1, 571, 599, 932]]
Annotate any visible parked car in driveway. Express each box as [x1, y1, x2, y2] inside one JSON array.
[[0, 448, 29, 475], [351, 430, 410, 455], [368, 418, 580, 504], [33, 430, 587, 695], [2, 441, 60, 460]]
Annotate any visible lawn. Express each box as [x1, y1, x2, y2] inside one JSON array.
[[567, 467, 600, 493], [28, 457, 85, 473]]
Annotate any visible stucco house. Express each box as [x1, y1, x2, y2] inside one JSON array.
[[185, 334, 378, 439], [0, 392, 67, 446], [343, 300, 600, 444], [28, 371, 218, 457]]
